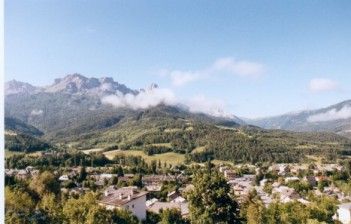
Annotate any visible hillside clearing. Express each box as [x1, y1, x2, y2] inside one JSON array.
[[103, 150, 185, 165]]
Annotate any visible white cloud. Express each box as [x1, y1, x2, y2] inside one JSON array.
[[30, 109, 43, 116], [101, 88, 233, 118], [307, 105, 351, 122], [185, 95, 233, 118], [309, 78, 338, 92], [161, 57, 265, 86], [211, 57, 265, 77], [169, 70, 201, 86], [101, 88, 176, 110]]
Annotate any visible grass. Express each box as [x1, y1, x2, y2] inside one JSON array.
[[150, 143, 172, 148], [191, 146, 206, 153], [5, 150, 23, 158], [103, 149, 185, 165], [82, 148, 104, 154], [164, 128, 182, 133], [5, 150, 44, 158], [212, 159, 234, 166]]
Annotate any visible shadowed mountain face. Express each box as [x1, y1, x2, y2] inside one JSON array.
[[5, 117, 51, 153], [5, 74, 243, 140], [246, 100, 351, 138]]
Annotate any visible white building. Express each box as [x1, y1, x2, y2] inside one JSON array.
[[336, 203, 351, 224], [59, 175, 70, 181], [99, 186, 147, 221]]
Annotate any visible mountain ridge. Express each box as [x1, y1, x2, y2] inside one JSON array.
[[247, 100, 351, 138], [5, 74, 244, 140]]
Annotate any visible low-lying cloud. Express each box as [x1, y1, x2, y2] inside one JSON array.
[[309, 78, 338, 92], [101, 88, 176, 110], [101, 88, 232, 118], [186, 95, 233, 118], [161, 57, 265, 86], [30, 109, 43, 116], [307, 105, 351, 122]]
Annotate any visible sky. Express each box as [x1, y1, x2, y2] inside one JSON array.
[[5, 0, 351, 118]]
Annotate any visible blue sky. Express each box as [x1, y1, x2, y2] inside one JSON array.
[[5, 0, 351, 118]]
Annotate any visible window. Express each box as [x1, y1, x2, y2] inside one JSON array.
[[132, 204, 134, 208]]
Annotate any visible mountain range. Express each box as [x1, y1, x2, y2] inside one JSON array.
[[246, 100, 351, 138], [4, 74, 351, 162], [5, 74, 243, 140]]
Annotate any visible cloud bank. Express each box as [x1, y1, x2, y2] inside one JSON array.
[[101, 88, 176, 110], [185, 95, 233, 118], [30, 109, 43, 116], [101, 88, 233, 118], [162, 57, 265, 86], [307, 106, 351, 122], [309, 78, 338, 92]]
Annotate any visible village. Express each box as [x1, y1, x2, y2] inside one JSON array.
[[5, 161, 351, 223]]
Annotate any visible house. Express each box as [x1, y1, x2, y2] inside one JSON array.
[[272, 186, 300, 203], [59, 175, 70, 181], [304, 176, 317, 187], [167, 191, 181, 202], [269, 164, 290, 176], [336, 203, 351, 224], [171, 196, 186, 203], [223, 170, 238, 180], [147, 201, 189, 217], [16, 169, 29, 180], [99, 186, 147, 221], [5, 169, 16, 177], [228, 175, 255, 201], [142, 175, 177, 192], [118, 174, 135, 183]]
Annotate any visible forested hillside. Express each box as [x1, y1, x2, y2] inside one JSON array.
[[5, 117, 51, 153]]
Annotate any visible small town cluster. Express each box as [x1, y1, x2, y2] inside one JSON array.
[[5, 160, 351, 223]]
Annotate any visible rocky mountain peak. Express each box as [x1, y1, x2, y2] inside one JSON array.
[[44, 74, 138, 96], [5, 80, 40, 95]]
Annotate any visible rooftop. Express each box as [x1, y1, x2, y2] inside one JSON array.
[[99, 186, 147, 206]]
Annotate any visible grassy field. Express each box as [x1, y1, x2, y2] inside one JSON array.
[[103, 149, 186, 165], [5, 150, 23, 158], [5, 150, 44, 158], [82, 148, 104, 154], [150, 143, 172, 148], [191, 146, 206, 153]]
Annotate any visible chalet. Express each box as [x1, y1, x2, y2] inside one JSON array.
[[167, 191, 181, 202], [171, 196, 186, 203], [272, 186, 300, 203], [269, 164, 290, 176], [303, 176, 317, 187], [228, 175, 255, 201], [223, 170, 238, 180], [99, 186, 147, 221], [142, 175, 177, 192], [285, 176, 299, 183], [336, 203, 351, 224], [142, 175, 176, 185], [16, 169, 30, 180], [59, 175, 70, 181], [146, 201, 189, 217]]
